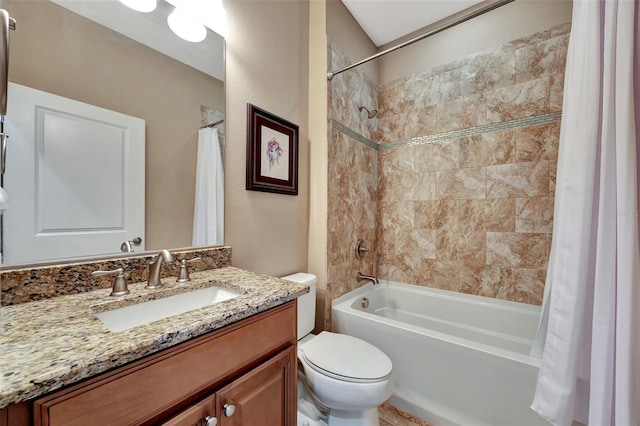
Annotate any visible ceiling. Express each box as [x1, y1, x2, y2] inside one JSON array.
[[53, 0, 488, 78], [341, 0, 487, 47], [51, 0, 225, 81]]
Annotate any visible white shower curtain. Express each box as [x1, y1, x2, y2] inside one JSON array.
[[530, 1, 640, 425], [192, 127, 224, 246]]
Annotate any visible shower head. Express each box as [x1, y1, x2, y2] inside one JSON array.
[[358, 105, 377, 119]]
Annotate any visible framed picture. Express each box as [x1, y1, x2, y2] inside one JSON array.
[[246, 103, 299, 195]]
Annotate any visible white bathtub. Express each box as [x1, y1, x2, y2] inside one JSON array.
[[331, 281, 547, 426]]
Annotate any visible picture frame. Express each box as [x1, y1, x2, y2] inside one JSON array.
[[246, 103, 299, 195]]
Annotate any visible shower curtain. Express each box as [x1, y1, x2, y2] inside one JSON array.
[[192, 127, 224, 246], [530, 1, 640, 425]]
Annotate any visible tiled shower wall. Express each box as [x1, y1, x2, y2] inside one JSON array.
[[326, 23, 570, 322], [325, 39, 378, 328], [376, 23, 569, 304]]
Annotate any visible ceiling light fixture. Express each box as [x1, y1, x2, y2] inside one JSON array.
[[118, 0, 157, 13], [167, 7, 207, 43], [165, 0, 227, 37], [201, 0, 227, 38]]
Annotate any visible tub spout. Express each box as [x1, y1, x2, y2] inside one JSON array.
[[357, 272, 378, 285]]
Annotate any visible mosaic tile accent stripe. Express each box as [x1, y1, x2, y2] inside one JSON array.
[[331, 120, 380, 150], [332, 111, 562, 152]]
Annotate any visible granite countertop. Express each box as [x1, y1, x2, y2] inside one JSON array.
[[0, 267, 308, 409]]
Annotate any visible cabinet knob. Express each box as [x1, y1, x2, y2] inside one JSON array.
[[204, 416, 217, 426], [223, 404, 236, 417]]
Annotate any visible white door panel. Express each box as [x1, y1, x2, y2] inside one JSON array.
[[3, 82, 145, 264]]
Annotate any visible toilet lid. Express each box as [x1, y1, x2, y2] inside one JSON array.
[[300, 332, 392, 382]]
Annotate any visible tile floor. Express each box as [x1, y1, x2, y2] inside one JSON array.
[[379, 403, 431, 426]]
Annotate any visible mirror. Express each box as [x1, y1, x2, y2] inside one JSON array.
[[0, 0, 225, 267]]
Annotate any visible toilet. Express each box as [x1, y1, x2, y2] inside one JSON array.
[[282, 273, 394, 426]]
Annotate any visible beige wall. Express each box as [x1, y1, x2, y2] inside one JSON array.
[[224, 0, 310, 276], [5, 0, 224, 253], [378, 0, 573, 84], [326, 0, 377, 83], [8, 0, 312, 277]]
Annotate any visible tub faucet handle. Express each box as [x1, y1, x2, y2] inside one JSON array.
[[92, 268, 130, 297], [355, 239, 369, 259]]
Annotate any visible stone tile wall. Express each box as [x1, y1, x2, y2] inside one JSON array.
[[376, 23, 570, 304], [325, 39, 378, 328], [327, 24, 570, 310]]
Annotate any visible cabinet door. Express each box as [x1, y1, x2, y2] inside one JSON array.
[[216, 347, 296, 426], [160, 394, 216, 426]]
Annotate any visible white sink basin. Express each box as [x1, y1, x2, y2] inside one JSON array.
[[95, 286, 241, 332]]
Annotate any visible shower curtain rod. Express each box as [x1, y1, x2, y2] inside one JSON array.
[[200, 118, 224, 129], [327, 0, 515, 81]]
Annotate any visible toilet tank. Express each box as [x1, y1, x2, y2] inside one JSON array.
[[281, 273, 316, 339]]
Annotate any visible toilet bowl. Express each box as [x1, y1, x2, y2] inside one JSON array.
[[282, 273, 394, 426], [298, 332, 394, 424]]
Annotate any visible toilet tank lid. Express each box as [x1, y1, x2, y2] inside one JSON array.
[[281, 273, 317, 285]]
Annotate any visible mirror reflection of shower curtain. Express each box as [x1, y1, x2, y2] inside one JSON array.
[[192, 127, 224, 246]]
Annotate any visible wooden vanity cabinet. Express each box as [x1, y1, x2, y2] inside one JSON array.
[[1, 301, 297, 426], [216, 346, 295, 426], [163, 346, 295, 426]]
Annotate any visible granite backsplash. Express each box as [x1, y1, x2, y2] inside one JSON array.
[[0, 246, 232, 306]]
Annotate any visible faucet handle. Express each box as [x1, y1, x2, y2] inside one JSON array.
[[176, 257, 201, 283], [92, 268, 130, 297], [355, 239, 369, 259]]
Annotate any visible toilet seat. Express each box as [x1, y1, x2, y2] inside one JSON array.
[[299, 331, 392, 383]]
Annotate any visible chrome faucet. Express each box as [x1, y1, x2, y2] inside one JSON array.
[[357, 271, 379, 285], [147, 249, 174, 289]]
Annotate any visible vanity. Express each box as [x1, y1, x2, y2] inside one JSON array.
[[0, 255, 307, 426]]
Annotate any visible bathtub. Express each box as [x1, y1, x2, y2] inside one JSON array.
[[331, 281, 546, 426]]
